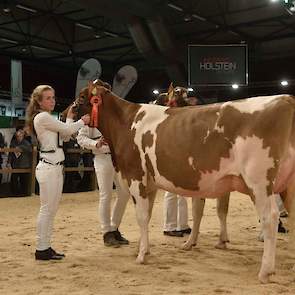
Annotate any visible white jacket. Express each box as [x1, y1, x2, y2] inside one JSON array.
[[76, 125, 111, 155], [34, 112, 84, 164]]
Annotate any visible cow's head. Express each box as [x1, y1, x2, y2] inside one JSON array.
[[153, 83, 198, 107], [62, 79, 111, 126]]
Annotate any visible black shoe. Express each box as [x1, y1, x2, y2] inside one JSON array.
[[163, 230, 184, 237], [280, 211, 288, 218], [49, 247, 65, 258], [114, 229, 129, 245], [35, 248, 64, 260], [103, 232, 121, 247], [278, 219, 288, 233], [181, 228, 192, 235]]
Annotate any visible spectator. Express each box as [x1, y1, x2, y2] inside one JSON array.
[[0, 131, 5, 184], [8, 128, 32, 196]]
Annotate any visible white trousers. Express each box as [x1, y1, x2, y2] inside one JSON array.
[[94, 154, 129, 233], [276, 194, 286, 213], [35, 162, 63, 251], [163, 191, 189, 231]]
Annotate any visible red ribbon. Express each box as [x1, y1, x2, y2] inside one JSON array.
[[167, 99, 177, 107], [90, 95, 100, 128]]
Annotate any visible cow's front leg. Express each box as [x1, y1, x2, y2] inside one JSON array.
[[215, 193, 230, 249], [134, 192, 155, 264], [182, 198, 205, 250], [145, 188, 157, 255]]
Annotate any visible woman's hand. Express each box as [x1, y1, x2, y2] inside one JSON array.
[[96, 137, 108, 148], [67, 103, 77, 119], [81, 114, 90, 125]]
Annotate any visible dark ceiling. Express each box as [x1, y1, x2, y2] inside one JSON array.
[[0, 0, 295, 97]]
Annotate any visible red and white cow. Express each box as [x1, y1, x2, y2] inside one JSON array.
[[154, 84, 230, 249], [76, 80, 295, 283]]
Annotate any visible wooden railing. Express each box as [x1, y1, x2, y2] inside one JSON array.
[[0, 146, 96, 196]]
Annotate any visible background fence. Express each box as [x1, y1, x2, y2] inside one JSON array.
[[0, 146, 96, 196]]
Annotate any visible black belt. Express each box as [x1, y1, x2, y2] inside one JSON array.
[[40, 150, 55, 153], [40, 158, 64, 166]]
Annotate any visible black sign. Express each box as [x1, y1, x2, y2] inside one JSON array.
[[188, 44, 248, 86]]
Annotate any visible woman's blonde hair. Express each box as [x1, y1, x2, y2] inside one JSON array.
[[25, 85, 54, 132]]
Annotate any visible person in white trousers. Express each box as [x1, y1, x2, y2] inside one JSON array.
[[26, 84, 90, 260], [163, 192, 191, 237], [77, 125, 130, 247]]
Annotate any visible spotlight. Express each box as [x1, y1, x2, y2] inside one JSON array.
[[187, 87, 194, 92], [281, 80, 288, 86], [153, 89, 159, 95], [3, 7, 10, 13], [183, 13, 192, 22], [232, 84, 239, 89]]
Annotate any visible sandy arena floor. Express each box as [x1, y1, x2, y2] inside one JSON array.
[[1, 190, 295, 295]]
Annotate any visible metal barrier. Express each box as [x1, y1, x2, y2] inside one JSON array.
[[0, 147, 96, 196]]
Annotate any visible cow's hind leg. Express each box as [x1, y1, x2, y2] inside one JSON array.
[[250, 188, 279, 283], [215, 193, 230, 249], [182, 198, 205, 250]]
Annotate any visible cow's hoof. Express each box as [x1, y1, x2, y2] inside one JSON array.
[[258, 232, 264, 242], [136, 255, 146, 264], [215, 241, 227, 250], [258, 272, 270, 284], [181, 242, 193, 251]]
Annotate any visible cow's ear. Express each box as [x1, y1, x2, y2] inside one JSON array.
[[168, 83, 174, 101], [103, 82, 111, 90], [87, 81, 94, 98], [168, 82, 174, 94]]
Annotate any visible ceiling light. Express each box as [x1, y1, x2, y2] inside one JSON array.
[[232, 84, 239, 89], [187, 87, 194, 92], [16, 4, 37, 13], [167, 3, 183, 12], [281, 80, 288, 86], [76, 23, 93, 30], [31, 45, 47, 51], [0, 38, 18, 44], [104, 31, 119, 37], [153, 89, 159, 95], [192, 14, 207, 22]]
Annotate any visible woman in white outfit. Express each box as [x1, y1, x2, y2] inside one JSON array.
[[77, 126, 130, 247], [26, 85, 90, 260], [163, 192, 191, 237]]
